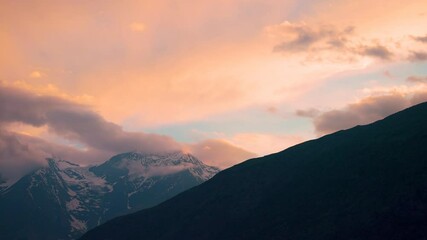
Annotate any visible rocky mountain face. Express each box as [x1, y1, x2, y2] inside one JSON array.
[[83, 102, 427, 240], [0, 151, 219, 240]]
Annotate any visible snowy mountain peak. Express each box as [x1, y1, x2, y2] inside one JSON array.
[[47, 157, 81, 171], [113, 151, 204, 166], [97, 151, 219, 180]]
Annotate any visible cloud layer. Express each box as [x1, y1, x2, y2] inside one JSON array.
[[407, 75, 427, 83], [0, 85, 182, 153], [268, 21, 427, 63], [0, 85, 255, 182], [0, 129, 108, 184], [298, 89, 427, 136], [267, 21, 393, 61], [409, 51, 427, 62], [271, 22, 355, 54], [413, 35, 427, 43]]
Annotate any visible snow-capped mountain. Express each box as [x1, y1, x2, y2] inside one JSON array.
[[0, 151, 220, 240]]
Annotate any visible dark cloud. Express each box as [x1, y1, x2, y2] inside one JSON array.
[[299, 92, 427, 136], [408, 51, 427, 61], [412, 34, 427, 43], [0, 85, 182, 154], [0, 130, 45, 183], [0, 85, 256, 181], [45, 108, 181, 154], [0, 86, 75, 126], [273, 31, 319, 53], [359, 45, 393, 60], [272, 22, 354, 53], [407, 75, 427, 83], [271, 22, 396, 61], [0, 129, 111, 184]]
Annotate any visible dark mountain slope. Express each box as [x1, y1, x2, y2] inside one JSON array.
[[82, 102, 427, 240]]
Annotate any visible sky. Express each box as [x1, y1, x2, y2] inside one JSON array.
[[1, 0, 427, 183]]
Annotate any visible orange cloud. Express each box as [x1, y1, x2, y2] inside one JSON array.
[[1, 81, 94, 105], [129, 22, 145, 32], [226, 133, 306, 156], [29, 71, 42, 78], [189, 139, 256, 169]]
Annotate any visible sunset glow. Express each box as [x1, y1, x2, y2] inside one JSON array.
[[1, 0, 427, 182]]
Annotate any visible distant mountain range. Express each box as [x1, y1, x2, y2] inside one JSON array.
[[83, 102, 427, 240], [0, 151, 219, 240]]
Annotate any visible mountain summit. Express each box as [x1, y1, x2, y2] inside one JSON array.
[[83, 102, 427, 240], [0, 151, 219, 240]]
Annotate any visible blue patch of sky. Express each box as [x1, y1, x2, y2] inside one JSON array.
[[284, 0, 331, 20], [125, 107, 313, 143], [300, 61, 427, 108], [122, 62, 426, 143]]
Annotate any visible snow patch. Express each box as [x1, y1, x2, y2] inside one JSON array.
[[69, 216, 87, 232], [189, 166, 219, 181], [66, 198, 83, 212], [67, 189, 77, 197], [60, 167, 111, 191], [2, 176, 20, 188], [116, 152, 210, 179], [55, 159, 80, 170], [126, 162, 195, 179]]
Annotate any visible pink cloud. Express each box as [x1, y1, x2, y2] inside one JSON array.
[[0, 85, 256, 181], [299, 89, 427, 136], [189, 139, 256, 169]]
